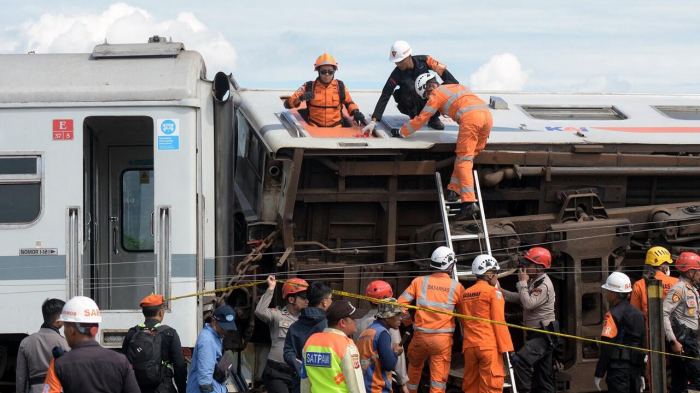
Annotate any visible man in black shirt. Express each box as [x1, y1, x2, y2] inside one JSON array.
[[122, 294, 187, 393], [363, 40, 459, 135]]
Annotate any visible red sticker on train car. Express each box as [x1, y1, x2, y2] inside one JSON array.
[[53, 119, 74, 140]]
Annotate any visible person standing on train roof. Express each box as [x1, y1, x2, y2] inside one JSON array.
[[459, 254, 514, 393], [16, 298, 70, 393], [356, 298, 405, 393], [352, 282, 409, 393], [285, 53, 368, 128], [500, 247, 558, 393], [594, 272, 647, 392], [396, 73, 492, 221], [397, 246, 463, 393], [256, 276, 309, 393], [362, 40, 459, 134], [663, 252, 700, 392]]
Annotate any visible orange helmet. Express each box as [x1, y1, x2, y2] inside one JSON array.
[[522, 247, 552, 268], [366, 280, 393, 304], [282, 278, 309, 298], [314, 53, 338, 71], [676, 252, 700, 272]]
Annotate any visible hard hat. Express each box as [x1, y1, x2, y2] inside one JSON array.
[[676, 252, 700, 272], [601, 272, 632, 293], [282, 278, 309, 298], [522, 247, 552, 268], [430, 246, 456, 270], [314, 53, 338, 70], [415, 73, 437, 99], [471, 255, 500, 276], [58, 296, 102, 323], [366, 280, 393, 303], [645, 246, 673, 266], [389, 40, 412, 62]]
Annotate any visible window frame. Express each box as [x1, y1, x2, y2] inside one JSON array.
[[653, 105, 700, 121], [119, 168, 155, 253], [519, 105, 628, 120], [0, 153, 44, 228]]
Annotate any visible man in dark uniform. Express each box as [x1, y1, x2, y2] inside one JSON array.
[[594, 272, 647, 392], [122, 294, 187, 392], [663, 252, 700, 393], [43, 296, 140, 393], [362, 40, 459, 135]]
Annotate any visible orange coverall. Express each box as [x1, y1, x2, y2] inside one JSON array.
[[399, 84, 492, 203], [398, 272, 464, 393], [458, 280, 514, 393], [286, 79, 359, 127]]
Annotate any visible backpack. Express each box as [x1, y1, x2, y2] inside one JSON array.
[[126, 323, 171, 387]]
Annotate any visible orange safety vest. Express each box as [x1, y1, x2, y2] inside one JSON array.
[[287, 79, 359, 128], [630, 270, 678, 318], [459, 280, 513, 353], [398, 272, 464, 334], [356, 322, 392, 393], [400, 84, 489, 137]]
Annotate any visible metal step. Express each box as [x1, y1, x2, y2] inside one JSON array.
[[451, 233, 481, 241]]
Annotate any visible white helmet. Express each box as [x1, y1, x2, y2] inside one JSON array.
[[58, 296, 102, 323], [415, 73, 437, 99], [389, 40, 412, 62], [471, 255, 500, 276], [601, 272, 632, 293], [430, 246, 456, 270]]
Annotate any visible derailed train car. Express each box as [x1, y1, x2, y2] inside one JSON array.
[[0, 40, 699, 391]]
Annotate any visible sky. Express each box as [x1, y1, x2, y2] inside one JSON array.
[[0, 0, 698, 93]]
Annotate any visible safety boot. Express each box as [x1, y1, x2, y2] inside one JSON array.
[[445, 190, 460, 202], [453, 202, 479, 221], [428, 116, 445, 130]]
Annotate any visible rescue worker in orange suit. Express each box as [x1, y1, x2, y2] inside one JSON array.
[[363, 40, 459, 134], [43, 296, 140, 393], [500, 247, 557, 393], [301, 300, 368, 393], [285, 53, 367, 128], [397, 73, 492, 221], [256, 276, 309, 393], [663, 252, 700, 392], [397, 246, 463, 393], [352, 281, 409, 393], [594, 272, 647, 393], [356, 298, 405, 393], [459, 254, 514, 393]]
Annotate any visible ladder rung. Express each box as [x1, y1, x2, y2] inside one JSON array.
[[452, 234, 480, 241], [444, 200, 462, 205]]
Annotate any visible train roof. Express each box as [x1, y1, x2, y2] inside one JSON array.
[[239, 89, 700, 155]]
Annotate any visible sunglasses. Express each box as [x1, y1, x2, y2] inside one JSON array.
[[319, 69, 335, 75]]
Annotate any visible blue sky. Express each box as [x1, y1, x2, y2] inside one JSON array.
[[1, 0, 698, 93]]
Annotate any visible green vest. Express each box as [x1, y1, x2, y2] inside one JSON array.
[[303, 332, 351, 393]]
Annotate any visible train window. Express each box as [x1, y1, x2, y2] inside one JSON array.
[[520, 105, 627, 120], [121, 170, 154, 251], [236, 110, 250, 158], [654, 106, 700, 120], [0, 156, 42, 224]]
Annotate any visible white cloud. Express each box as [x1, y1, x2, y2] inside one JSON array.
[[6, 3, 236, 78], [468, 53, 531, 91], [573, 75, 632, 93]]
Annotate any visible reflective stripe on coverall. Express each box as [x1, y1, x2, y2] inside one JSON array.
[[459, 280, 514, 393], [286, 79, 359, 127], [301, 328, 365, 393], [398, 84, 492, 202], [398, 273, 464, 393]]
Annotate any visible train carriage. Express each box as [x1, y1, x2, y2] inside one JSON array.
[[0, 39, 699, 392]]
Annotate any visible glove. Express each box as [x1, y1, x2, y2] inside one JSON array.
[[361, 121, 376, 136], [392, 129, 405, 138], [594, 377, 602, 391], [352, 110, 366, 125], [639, 376, 645, 392], [299, 91, 315, 102], [509, 352, 518, 368]]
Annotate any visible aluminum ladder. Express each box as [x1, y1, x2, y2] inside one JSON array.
[[435, 170, 518, 392]]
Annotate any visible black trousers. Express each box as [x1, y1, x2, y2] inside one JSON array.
[[669, 336, 700, 393], [606, 367, 641, 393], [263, 360, 294, 393], [393, 85, 440, 121], [514, 335, 555, 393]]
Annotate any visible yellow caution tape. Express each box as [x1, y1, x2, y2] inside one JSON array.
[[166, 278, 697, 361]]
